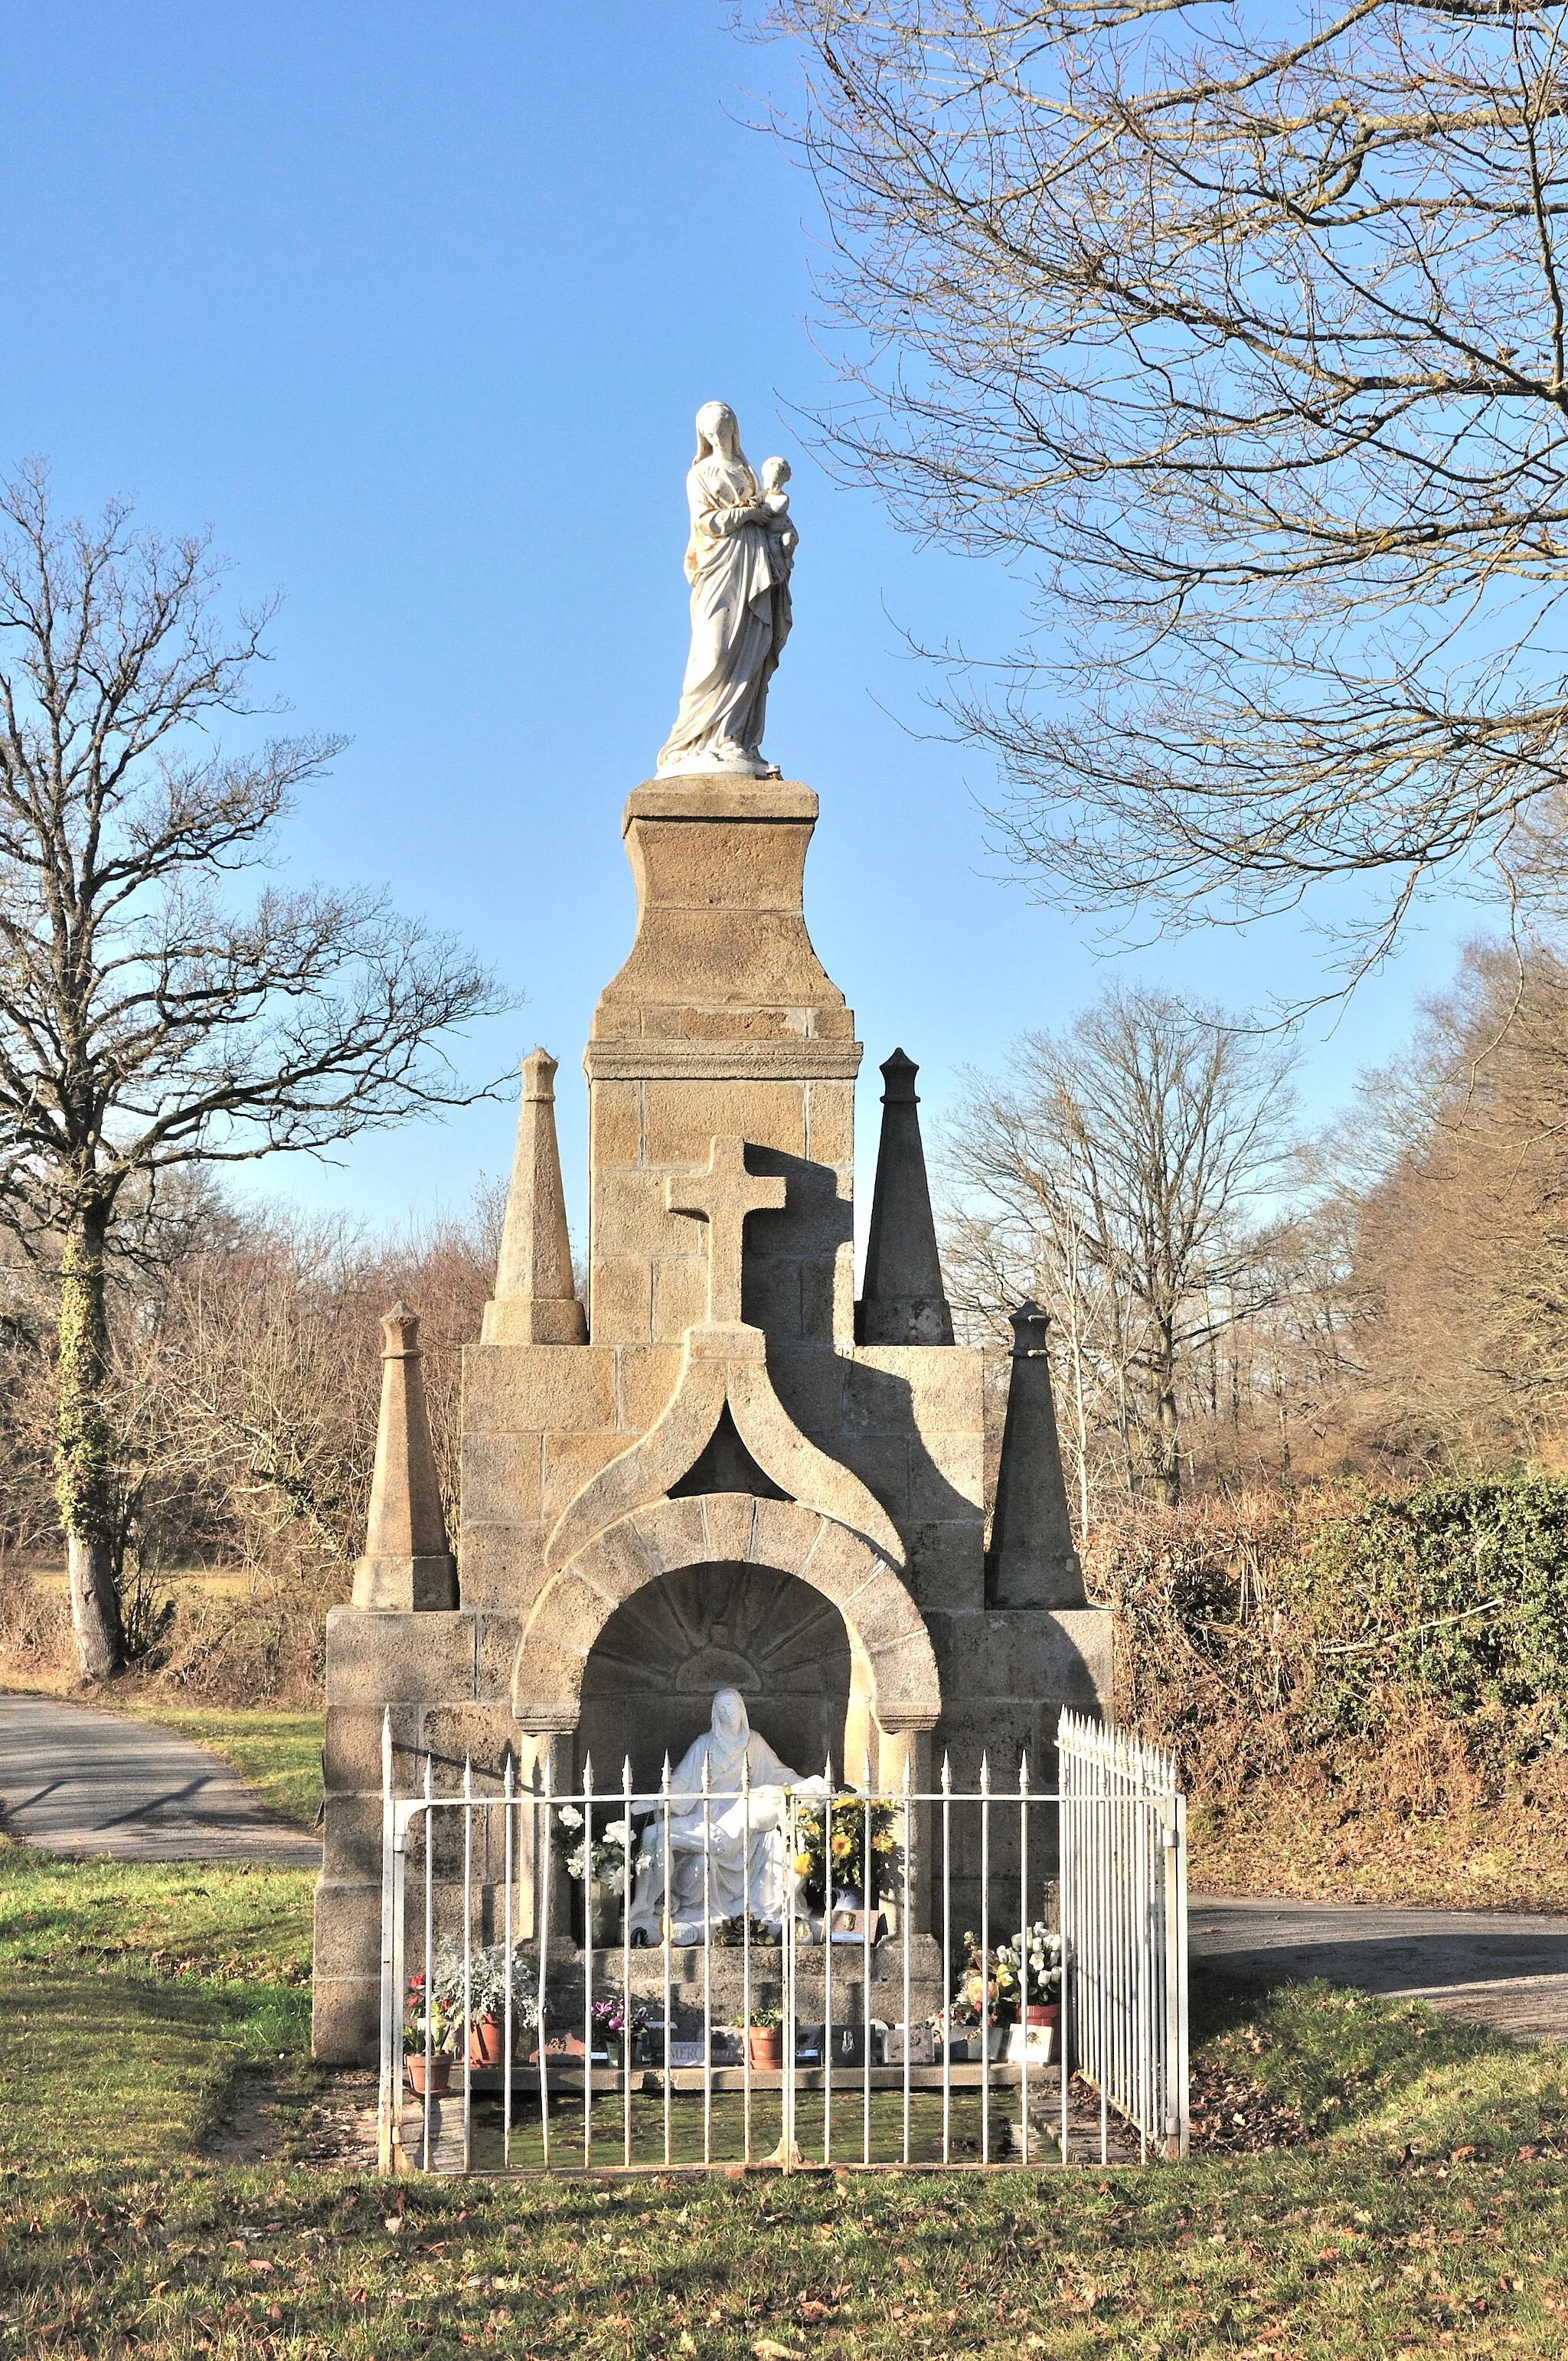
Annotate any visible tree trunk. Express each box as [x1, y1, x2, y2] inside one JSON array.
[[56, 1209, 123, 1679], [1152, 1328, 1181, 1509]]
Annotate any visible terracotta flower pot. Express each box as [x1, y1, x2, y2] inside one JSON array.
[[1024, 2004, 1059, 2029], [468, 2016, 505, 2068], [407, 2051, 452, 2097], [747, 2027, 784, 2071]]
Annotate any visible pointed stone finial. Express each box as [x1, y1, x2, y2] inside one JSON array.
[[856, 1050, 954, 1346], [986, 1300, 1086, 1608], [482, 1049, 586, 1344], [351, 1305, 459, 1610]]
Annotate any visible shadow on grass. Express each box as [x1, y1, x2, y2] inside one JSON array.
[[0, 1971, 312, 2169], [1191, 1962, 1510, 2140], [0, 1834, 315, 1981]]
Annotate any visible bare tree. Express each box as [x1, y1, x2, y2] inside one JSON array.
[[1348, 931, 1568, 1457], [947, 985, 1296, 1504], [0, 464, 502, 1677], [765, 2, 1568, 985]]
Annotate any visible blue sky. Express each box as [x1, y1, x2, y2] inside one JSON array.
[[0, 3, 1474, 1256]]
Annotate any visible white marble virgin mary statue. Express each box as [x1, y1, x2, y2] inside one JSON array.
[[627, 1688, 829, 1946], [656, 402, 797, 779]]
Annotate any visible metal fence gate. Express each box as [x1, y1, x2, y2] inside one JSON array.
[[1057, 1711, 1188, 2162], [376, 1710, 1187, 2174]]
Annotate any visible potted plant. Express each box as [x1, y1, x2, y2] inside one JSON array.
[[746, 2005, 784, 2071], [403, 1975, 454, 2095], [427, 1945, 540, 2069]]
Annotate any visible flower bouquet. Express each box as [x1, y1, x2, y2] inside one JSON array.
[[792, 1796, 900, 1914], [554, 1807, 654, 1943], [591, 1994, 649, 2067]]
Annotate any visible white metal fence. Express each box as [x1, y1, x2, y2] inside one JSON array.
[[375, 1710, 1187, 2174], [1058, 1710, 1188, 2161]]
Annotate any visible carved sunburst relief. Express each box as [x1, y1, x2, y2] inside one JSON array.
[[576, 1563, 853, 1794]]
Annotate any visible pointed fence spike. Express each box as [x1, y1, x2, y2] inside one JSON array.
[[979, 1752, 991, 1794], [901, 1746, 913, 1796], [463, 1755, 474, 1798], [1018, 1749, 1030, 1795], [504, 1752, 515, 1798], [583, 1751, 594, 1791], [861, 1749, 874, 1796], [661, 1753, 672, 1793], [940, 1752, 952, 1794]]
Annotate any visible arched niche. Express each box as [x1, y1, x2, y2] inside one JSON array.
[[575, 1561, 862, 1795], [511, 1492, 941, 1745]]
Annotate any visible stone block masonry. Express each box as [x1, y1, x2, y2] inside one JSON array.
[[313, 769, 1110, 2064]]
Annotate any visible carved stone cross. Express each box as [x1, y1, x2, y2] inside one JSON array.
[[666, 1136, 786, 1327]]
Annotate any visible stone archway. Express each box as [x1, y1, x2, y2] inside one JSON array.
[[511, 1491, 941, 1744]]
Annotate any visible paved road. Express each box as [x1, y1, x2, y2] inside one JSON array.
[[0, 1692, 321, 1866], [1191, 1894, 1568, 2042]]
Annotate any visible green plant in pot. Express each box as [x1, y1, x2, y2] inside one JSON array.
[[428, 1945, 540, 2069], [746, 2003, 784, 2071]]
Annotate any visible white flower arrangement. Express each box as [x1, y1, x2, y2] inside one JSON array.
[[994, 1922, 1062, 2006], [553, 1807, 652, 1899]]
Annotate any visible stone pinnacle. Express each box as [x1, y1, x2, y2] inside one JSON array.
[[482, 1048, 587, 1344], [856, 1048, 954, 1346], [351, 1305, 458, 1611], [986, 1299, 1086, 1608]]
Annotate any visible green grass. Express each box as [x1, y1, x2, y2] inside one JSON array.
[[107, 1701, 324, 1829], [1, 1848, 1566, 2356], [2, 2051, 1566, 2358], [0, 1836, 317, 2183], [0, 1834, 315, 1984]]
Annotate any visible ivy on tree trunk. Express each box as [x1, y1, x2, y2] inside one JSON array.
[[54, 1213, 124, 1679]]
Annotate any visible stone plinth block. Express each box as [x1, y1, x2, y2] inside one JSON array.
[[325, 1606, 478, 1706], [352, 1552, 459, 1612], [591, 780, 855, 1047]]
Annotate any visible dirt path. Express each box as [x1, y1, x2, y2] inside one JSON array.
[[1191, 1893, 1568, 2040], [0, 1690, 321, 1865]]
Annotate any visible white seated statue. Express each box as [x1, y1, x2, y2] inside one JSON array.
[[627, 1687, 830, 1946]]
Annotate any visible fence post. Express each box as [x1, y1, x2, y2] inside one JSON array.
[[377, 1708, 401, 2176]]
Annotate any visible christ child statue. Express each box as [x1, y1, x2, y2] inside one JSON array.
[[760, 456, 798, 567]]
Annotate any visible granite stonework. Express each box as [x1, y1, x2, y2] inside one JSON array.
[[312, 772, 1111, 2062]]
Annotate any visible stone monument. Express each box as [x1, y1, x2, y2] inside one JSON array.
[[312, 405, 1109, 2062]]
